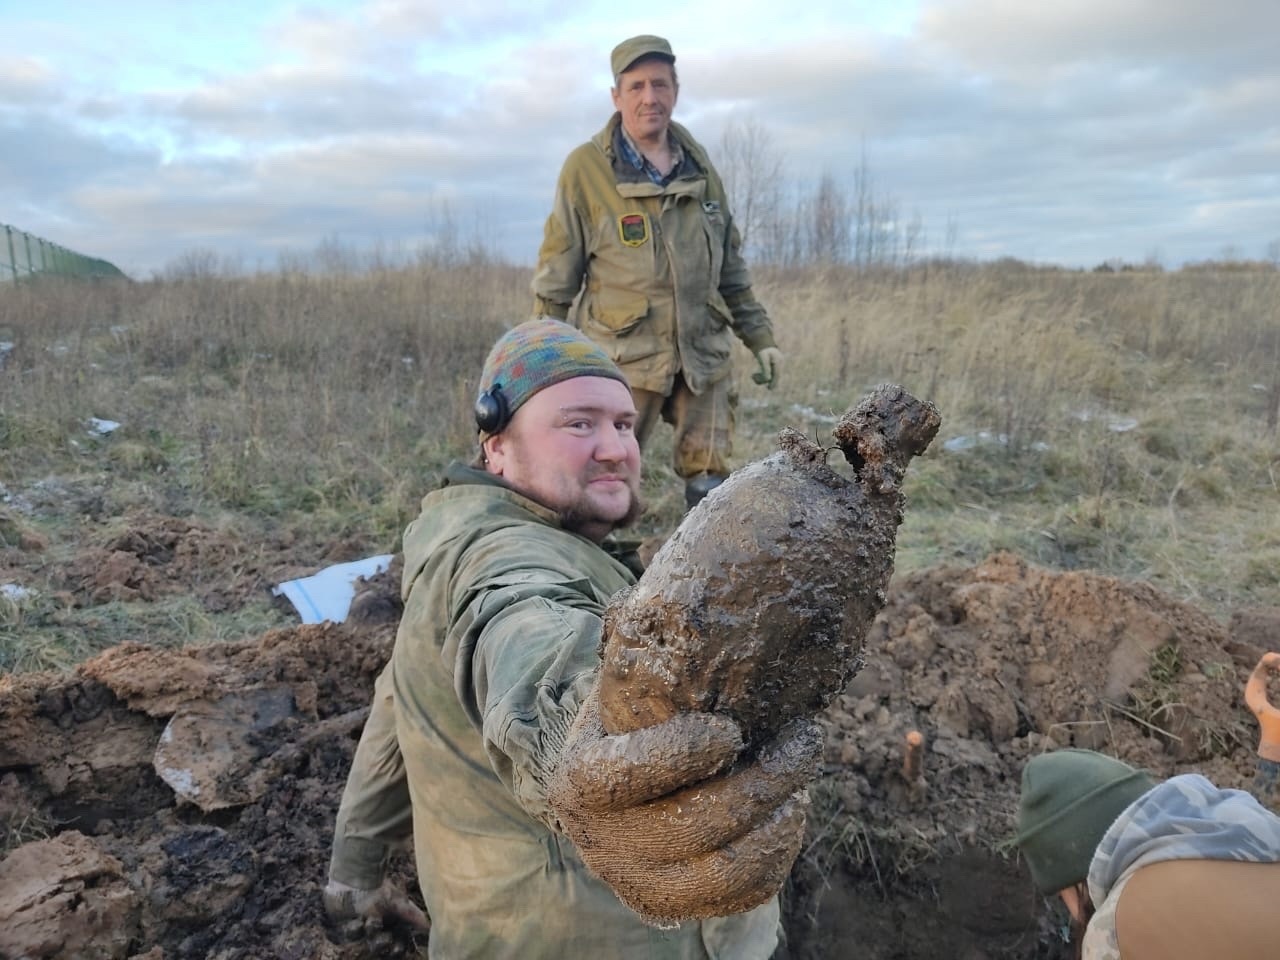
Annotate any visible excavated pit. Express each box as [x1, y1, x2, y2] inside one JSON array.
[[3, 551, 1273, 959]]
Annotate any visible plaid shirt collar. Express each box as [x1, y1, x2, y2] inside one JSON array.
[[617, 123, 684, 187]]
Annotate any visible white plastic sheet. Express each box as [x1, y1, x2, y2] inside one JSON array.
[[272, 554, 394, 624]]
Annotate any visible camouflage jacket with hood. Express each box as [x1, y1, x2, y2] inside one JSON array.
[[532, 114, 776, 396], [1080, 773, 1280, 959], [387, 462, 781, 959]]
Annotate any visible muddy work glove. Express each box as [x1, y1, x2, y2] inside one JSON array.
[[751, 346, 783, 390], [546, 686, 821, 926], [322, 878, 430, 932]]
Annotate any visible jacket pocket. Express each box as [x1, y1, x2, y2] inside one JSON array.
[[707, 292, 734, 331], [585, 292, 650, 336]]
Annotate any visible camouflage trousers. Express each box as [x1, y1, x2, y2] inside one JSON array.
[[632, 372, 737, 479], [328, 665, 412, 890]]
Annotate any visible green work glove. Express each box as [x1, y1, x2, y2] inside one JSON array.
[[752, 347, 783, 390]]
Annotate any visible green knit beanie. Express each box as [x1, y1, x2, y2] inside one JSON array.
[[477, 318, 629, 432], [1015, 749, 1155, 893]]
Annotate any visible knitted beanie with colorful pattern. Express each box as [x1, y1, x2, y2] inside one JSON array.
[[477, 318, 629, 432]]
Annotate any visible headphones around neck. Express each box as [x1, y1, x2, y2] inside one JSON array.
[[474, 383, 511, 434]]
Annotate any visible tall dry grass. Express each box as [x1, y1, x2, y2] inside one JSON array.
[[1, 257, 527, 537], [2, 255, 1277, 668], [750, 263, 1279, 611]]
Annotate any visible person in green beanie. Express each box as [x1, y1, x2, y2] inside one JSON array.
[[1015, 748, 1280, 959], [323, 318, 814, 958], [532, 35, 783, 511]]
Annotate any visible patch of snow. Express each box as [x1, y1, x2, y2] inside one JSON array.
[[943, 431, 1007, 452], [789, 404, 839, 425]]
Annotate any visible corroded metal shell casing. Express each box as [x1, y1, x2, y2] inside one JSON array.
[[598, 384, 941, 746]]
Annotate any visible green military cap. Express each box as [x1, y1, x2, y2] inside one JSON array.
[[611, 35, 675, 78]]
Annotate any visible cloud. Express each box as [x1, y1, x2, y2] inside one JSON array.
[[919, 0, 1280, 79], [0, 56, 59, 105], [0, 114, 158, 200], [2, 0, 1278, 273]]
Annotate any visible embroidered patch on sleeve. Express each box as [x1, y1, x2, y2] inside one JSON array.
[[617, 212, 649, 247]]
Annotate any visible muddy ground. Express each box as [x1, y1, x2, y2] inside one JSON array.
[[2, 510, 1278, 960]]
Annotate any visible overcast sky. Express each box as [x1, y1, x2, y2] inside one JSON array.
[[2, 0, 1278, 277]]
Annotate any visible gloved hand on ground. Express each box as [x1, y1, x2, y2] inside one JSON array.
[[547, 684, 822, 925], [322, 878, 430, 932]]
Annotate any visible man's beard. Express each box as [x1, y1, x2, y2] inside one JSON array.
[[558, 484, 644, 536]]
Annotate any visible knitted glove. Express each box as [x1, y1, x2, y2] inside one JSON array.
[[547, 684, 821, 925]]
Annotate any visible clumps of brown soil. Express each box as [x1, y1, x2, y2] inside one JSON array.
[[787, 551, 1264, 960], [55, 512, 265, 609], [54, 510, 379, 612], [346, 556, 404, 626], [1, 831, 139, 959], [1228, 606, 1280, 669], [0, 621, 423, 960], [0, 511, 49, 553], [0, 552, 1272, 960]]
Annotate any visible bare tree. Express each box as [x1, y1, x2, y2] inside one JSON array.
[[718, 132, 942, 270], [717, 115, 784, 260], [849, 146, 903, 268], [903, 210, 925, 266], [808, 172, 851, 263], [852, 148, 873, 267], [943, 213, 960, 261]]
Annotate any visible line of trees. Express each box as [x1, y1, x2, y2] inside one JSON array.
[[716, 117, 953, 269]]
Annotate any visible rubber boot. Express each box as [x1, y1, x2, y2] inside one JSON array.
[[684, 474, 726, 511]]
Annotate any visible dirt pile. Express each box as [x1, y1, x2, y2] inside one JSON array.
[[1, 553, 1273, 960], [0, 621, 415, 960], [790, 552, 1267, 959]]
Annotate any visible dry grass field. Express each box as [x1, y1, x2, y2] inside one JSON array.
[[3, 255, 1279, 960], [2, 256, 1278, 671]]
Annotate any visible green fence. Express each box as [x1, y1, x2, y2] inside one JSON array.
[[2, 222, 127, 281]]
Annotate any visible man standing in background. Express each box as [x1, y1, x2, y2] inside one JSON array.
[[533, 35, 782, 509]]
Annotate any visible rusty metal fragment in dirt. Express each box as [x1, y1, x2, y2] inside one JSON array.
[[599, 383, 941, 746]]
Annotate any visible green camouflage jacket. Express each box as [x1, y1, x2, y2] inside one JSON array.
[[1080, 773, 1280, 959], [532, 114, 776, 396], [389, 462, 781, 958]]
